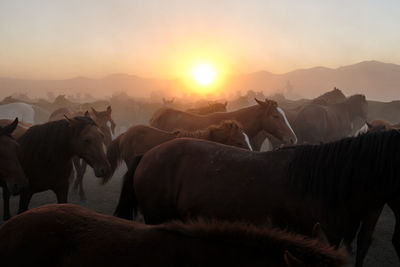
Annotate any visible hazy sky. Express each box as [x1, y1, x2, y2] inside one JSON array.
[[1, 0, 399, 79]]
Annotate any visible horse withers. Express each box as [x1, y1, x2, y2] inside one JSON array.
[[0, 204, 347, 267], [0, 118, 27, 220], [16, 116, 110, 213]]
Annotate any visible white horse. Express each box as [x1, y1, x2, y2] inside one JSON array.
[[0, 102, 50, 124]]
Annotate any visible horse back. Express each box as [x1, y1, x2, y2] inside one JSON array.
[[150, 108, 213, 131]]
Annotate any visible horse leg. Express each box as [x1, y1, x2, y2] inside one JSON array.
[[388, 199, 400, 261], [355, 206, 384, 267], [72, 157, 81, 194], [2, 187, 11, 220], [17, 189, 33, 214], [77, 160, 87, 201], [54, 186, 69, 203]]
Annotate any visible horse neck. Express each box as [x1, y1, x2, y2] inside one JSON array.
[[208, 106, 260, 137], [175, 129, 209, 139]]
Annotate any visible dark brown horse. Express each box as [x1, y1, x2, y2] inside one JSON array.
[[0, 204, 347, 267], [116, 130, 400, 266], [290, 94, 368, 144], [49, 106, 115, 200], [150, 98, 297, 150], [0, 118, 27, 220], [16, 116, 110, 213], [185, 101, 227, 114], [105, 120, 251, 181]]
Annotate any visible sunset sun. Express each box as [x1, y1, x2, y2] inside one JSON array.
[[191, 63, 217, 86]]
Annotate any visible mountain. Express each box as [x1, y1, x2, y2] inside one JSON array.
[[1, 61, 400, 101]]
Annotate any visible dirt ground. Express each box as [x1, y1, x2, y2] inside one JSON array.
[[1, 165, 398, 266]]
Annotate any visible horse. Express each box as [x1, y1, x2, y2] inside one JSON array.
[[15, 116, 110, 214], [150, 98, 297, 150], [354, 119, 400, 136], [0, 204, 347, 267], [185, 101, 227, 114], [0, 102, 50, 124], [0, 118, 28, 221], [0, 119, 31, 139], [105, 120, 252, 182], [290, 94, 368, 144], [115, 130, 400, 267], [49, 106, 115, 200]]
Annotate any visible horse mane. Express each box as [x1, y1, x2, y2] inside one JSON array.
[[18, 116, 96, 168], [288, 130, 400, 214], [173, 120, 242, 139], [159, 219, 347, 266]]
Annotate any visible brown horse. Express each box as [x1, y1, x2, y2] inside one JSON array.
[[0, 118, 27, 220], [290, 94, 368, 144], [150, 98, 297, 150], [0, 119, 31, 139], [0, 204, 347, 267], [185, 101, 227, 114], [116, 130, 400, 267], [105, 120, 251, 181], [16, 116, 110, 213], [354, 119, 400, 136], [49, 106, 115, 200]]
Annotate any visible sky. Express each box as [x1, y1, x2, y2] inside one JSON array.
[[1, 0, 400, 80]]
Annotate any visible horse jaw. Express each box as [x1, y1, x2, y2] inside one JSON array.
[[242, 132, 253, 151], [277, 107, 298, 144]]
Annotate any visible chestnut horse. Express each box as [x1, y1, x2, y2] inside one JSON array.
[[0, 204, 347, 267], [105, 120, 251, 181], [16, 116, 110, 213], [116, 130, 400, 267], [0, 118, 27, 220], [0, 119, 31, 139], [354, 119, 400, 136], [150, 98, 297, 150], [185, 101, 227, 114], [49, 106, 115, 200]]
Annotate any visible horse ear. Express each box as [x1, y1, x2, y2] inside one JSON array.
[[91, 107, 99, 117], [64, 115, 77, 126], [255, 98, 267, 107], [312, 222, 329, 245], [224, 101, 228, 107], [84, 111, 90, 118], [284, 251, 306, 267], [106, 105, 112, 115], [1, 118, 19, 136]]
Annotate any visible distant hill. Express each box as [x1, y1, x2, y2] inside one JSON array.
[[1, 60, 400, 101]]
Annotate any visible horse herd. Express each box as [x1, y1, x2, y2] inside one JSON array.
[[0, 91, 399, 266]]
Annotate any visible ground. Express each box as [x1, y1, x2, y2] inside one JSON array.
[[1, 165, 398, 266]]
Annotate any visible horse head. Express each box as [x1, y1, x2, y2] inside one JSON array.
[[209, 120, 252, 150], [255, 98, 297, 145], [90, 106, 115, 146], [346, 94, 368, 121], [0, 118, 28, 195], [65, 116, 111, 178]]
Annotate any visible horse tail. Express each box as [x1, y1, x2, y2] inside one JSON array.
[[103, 135, 122, 184], [114, 155, 143, 220]]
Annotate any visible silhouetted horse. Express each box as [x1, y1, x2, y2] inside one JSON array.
[[105, 120, 251, 181], [185, 101, 227, 114], [150, 98, 297, 150], [49, 106, 115, 200], [16, 116, 110, 213], [116, 130, 400, 266], [290, 94, 368, 144], [0, 118, 27, 220], [0, 204, 347, 267]]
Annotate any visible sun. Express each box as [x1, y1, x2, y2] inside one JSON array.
[[191, 63, 217, 86]]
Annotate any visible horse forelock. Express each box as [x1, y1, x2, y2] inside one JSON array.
[[288, 130, 400, 215], [159, 219, 347, 266]]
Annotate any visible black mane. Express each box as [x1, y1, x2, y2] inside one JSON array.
[[288, 130, 400, 213]]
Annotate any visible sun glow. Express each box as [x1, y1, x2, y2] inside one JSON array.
[[191, 63, 217, 86]]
